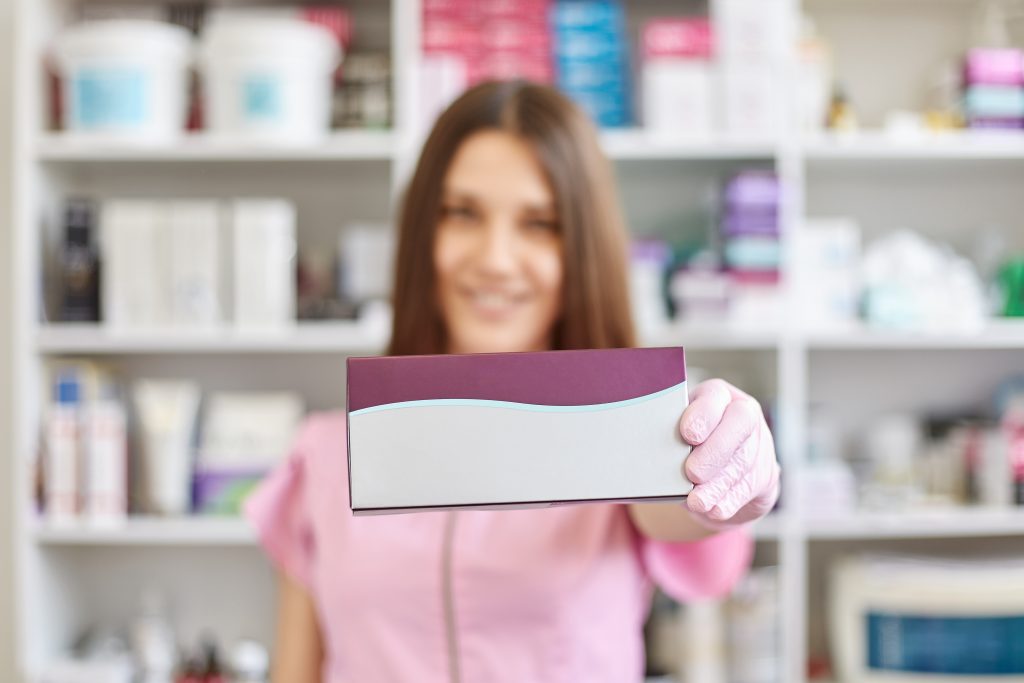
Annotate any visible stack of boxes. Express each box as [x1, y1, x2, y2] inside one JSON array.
[[420, 0, 552, 130], [552, 0, 631, 128], [712, 0, 786, 138], [721, 170, 782, 325], [962, 48, 1024, 130], [421, 0, 552, 86], [640, 18, 714, 139]]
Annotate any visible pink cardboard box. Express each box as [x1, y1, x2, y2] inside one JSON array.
[[347, 347, 692, 514]]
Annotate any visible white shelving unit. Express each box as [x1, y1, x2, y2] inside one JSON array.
[[36, 321, 390, 354], [10, 1, 1024, 682], [804, 130, 1024, 162], [36, 129, 400, 162]]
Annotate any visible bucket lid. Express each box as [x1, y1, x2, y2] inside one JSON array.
[[53, 20, 193, 64], [199, 18, 341, 70]]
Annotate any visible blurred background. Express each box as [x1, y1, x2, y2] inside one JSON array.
[[3, 0, 1024, 682]]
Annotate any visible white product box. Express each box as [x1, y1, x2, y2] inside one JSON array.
[[347, 347, 693, 515], [797, 218, 862, 328], [642, 60, 714, 139], [719, 60, 781, 138], [711, 0, 790, 59], [168, 200, 225, 327], [338, 223, 395, 303], [100, 199, 171, 329], [231, 199, 297, 329]]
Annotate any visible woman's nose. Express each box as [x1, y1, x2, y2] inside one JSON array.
[[476, 219, 519, 276]]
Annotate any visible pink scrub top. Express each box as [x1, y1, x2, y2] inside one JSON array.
[[245, 411, 754, 683]]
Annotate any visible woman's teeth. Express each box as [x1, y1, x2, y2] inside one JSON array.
[[469, 290, 522, 314]]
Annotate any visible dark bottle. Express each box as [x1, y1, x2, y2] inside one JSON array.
[[60, 199, 100, 322], [200, 636, 226, 683]]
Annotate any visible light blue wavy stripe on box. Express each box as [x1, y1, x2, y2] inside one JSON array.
[[349, 381, 687, 417]]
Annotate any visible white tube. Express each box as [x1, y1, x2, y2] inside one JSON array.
[[133, 380, 201, 515]]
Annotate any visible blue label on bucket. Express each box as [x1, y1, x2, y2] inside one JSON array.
[[243, 75, 281, 122], [72, 68, 147, 128]]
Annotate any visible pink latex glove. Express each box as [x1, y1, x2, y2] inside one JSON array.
[[679, 379, 781, 529]]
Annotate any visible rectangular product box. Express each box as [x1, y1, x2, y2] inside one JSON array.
[[963, 85, 1024, 118], [231, 198, 297, 329], [642, 59, 713, 138], [347, 347, 692, 514], [168, 200, 224, 327], [100, 199, 170, 329], [719, 60, 781, 137], [642, 18, 714, 59], [964, 48, 1024, 86]]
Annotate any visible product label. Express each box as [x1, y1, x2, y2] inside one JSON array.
[[242, 74, 282, 121], [72, 68, 147, 128], [867, 612, 1024, 674]]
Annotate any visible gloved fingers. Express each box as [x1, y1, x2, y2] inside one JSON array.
[[705, 442, 781, 523], [749, 461, 782, 513], [689, 436, 759, 518], [713, 472, 780, 525], [683, 396, 762, 483], [706, 466, 759, 521], [679, 379, 734, 446], [684, 428, 778, 524], [686, 427, 759, 513]]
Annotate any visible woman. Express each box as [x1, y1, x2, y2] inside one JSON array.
[[246, 81, 780, 682]]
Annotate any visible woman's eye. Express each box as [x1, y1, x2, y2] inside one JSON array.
[[524, 217, 558, 233], [443, 205, 478, 223]]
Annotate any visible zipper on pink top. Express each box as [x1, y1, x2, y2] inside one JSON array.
[[442, 511, 462, 683]]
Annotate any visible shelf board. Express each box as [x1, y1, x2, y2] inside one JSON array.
[[600, 129, 777, 160], [33, 516, 258, 546], [31, 513, 783, 547], [37, 321, 389, 355], [805, 508, 1024, 540], [804, 130, 1024, 162], [806, 320, 1024, 350], [38, 321, 781, 354], [35, 130, 779, 163], [36, 130, 396, 162]]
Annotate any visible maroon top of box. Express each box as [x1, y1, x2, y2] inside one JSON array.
[[347, 347, 686, 412]]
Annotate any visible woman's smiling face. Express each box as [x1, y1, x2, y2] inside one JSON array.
[[434, 130, 564, 355]]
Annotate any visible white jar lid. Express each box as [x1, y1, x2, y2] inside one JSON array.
[[53, 20, 193, 68], [199, 18, 341, 71]]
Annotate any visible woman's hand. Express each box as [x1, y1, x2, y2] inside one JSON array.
[[680, 379, 780, 529]]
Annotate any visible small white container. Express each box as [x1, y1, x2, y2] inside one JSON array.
[[199, 19, 341, 144], [52, 20, 192, 143]]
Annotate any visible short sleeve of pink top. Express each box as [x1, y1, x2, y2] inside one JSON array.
[[245, 411, 754, 683]]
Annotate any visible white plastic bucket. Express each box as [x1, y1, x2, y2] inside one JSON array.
[[199, 19, 341, 144], [53, 20, 192, 143]]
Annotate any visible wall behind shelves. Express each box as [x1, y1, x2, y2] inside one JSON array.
[[1, 0, 18, 678]]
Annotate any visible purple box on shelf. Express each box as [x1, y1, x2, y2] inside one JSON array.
[[721, 210, 779, 237], [347, 347, 692, 514], [964, 48, 1024, 86], [724, 171, 780, 211], [966, 116, 1024, 130], [193, 468, 268, 515]]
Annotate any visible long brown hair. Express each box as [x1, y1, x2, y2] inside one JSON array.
[[387, 81, 636, 356]]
